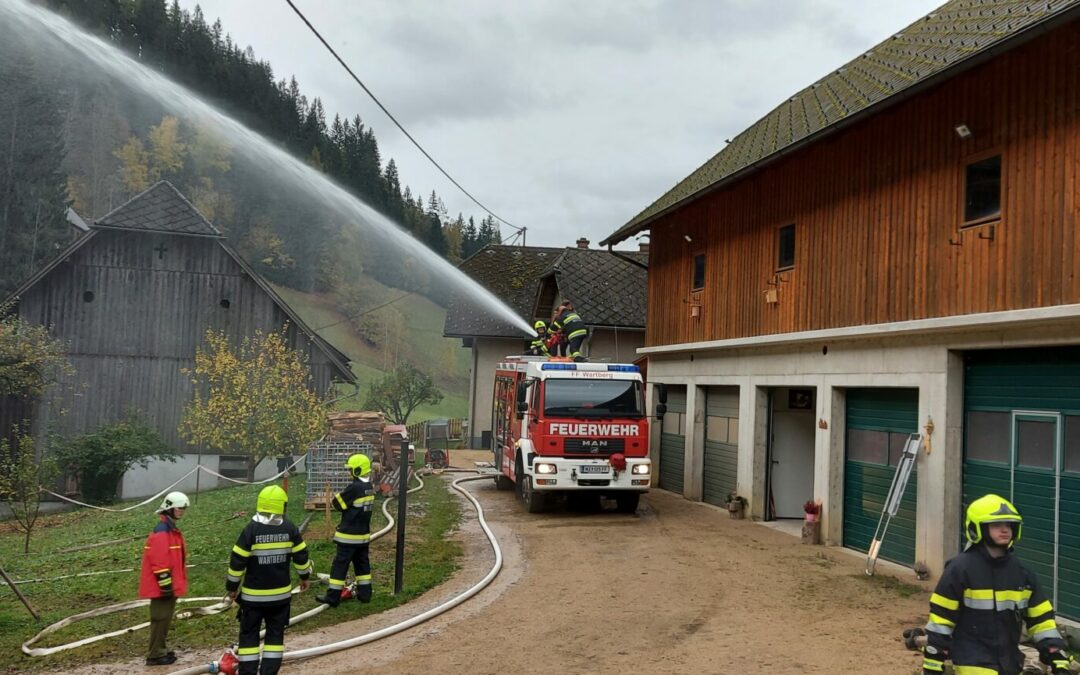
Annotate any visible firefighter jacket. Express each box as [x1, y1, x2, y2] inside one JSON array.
[[551, 309, 587, 341], [226, 513, 311, 605], [332, 477, 375, 546], [528, 334, 549, 356], [139, 515, 187, 599], [924, 545, 1067, 673]]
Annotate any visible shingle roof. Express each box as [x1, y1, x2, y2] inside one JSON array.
[[603, 0, 1080, 245], [543, 249, 648, 328], [444, 245, 563, 338], [95, 181, 221, 236]]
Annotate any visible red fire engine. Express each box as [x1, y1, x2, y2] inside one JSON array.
[[491, 356, 651, 513]]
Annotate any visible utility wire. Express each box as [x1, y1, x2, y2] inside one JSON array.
[[284, 0, 525, 242], [311, 289, 416, 332]]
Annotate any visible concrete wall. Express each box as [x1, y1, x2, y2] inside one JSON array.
[[643, 315, 1080, 581], [120, 454, 307, 499], [586, 328, 645, 363]]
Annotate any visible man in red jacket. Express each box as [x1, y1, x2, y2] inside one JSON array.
[[140, 491, 189, 666]]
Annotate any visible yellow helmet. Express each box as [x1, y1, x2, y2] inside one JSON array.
[[965, 493, 1022, 546], [346, 453, 371, 478], [256, 485, 288, 515], [533, 320, 546, 331]]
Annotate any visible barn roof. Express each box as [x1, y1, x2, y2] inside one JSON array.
[[538, 248, 648, 329], [95, 181, 222, 236], [443, 245, 648, 338], [602, 0, 1080, 245], [444, 245, 562, 339]]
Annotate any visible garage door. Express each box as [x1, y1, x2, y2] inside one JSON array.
[[703, 387, 738, 507], [964, 348, 1080, 620], [844, 388, 919, 566], [659, 386, 686, 495]]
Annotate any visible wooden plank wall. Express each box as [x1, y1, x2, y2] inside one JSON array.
[[646, 20, 1080, 347], [15, 230, 340, 450]]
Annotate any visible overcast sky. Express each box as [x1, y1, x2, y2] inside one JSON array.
[[179, 1, 944, 249]]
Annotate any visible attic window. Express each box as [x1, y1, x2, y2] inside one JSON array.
[[83, 290, 95, 302], [220, 299, 231, 309], [962, 154, 1002, 226], [777, 224, 796, 271], [691, 253, 705, 290]]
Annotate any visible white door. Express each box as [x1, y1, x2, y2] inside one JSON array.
[[771, 410, 816, 518]]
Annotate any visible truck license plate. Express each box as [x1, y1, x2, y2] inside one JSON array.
[[580, 465, 608, 474]]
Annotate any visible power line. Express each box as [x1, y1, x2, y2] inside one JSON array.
[[311, 290, 416, 332], [284, 0, 525, 242]]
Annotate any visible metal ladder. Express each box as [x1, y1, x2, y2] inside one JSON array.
[[865, 433, 922, 575]]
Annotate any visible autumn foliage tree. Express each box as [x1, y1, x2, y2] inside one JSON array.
[[0, 425, 58, 553], [0, 306, 74, 398], [180, 327, 326, 480]]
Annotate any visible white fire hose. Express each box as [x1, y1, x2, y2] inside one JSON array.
[[20, 469, 428, 658], [166, 473, 502, 675]]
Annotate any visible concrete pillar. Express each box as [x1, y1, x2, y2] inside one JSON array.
[[647, 382, 663, 489], [683, 385, 705, 500], [819, 385, 847, 546], [748, 386, 770, 520]]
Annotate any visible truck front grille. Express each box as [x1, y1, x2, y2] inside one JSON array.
[[563, 438, 625, 456]]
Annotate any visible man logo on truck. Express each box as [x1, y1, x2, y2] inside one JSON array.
[[581, 440, 609, 453]]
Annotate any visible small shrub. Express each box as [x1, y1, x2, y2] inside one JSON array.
[[58, 415, 177, 504]]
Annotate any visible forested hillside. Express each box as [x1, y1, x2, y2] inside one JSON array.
[[0, 0, 489, 413]]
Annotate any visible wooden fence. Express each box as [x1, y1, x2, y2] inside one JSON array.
[[405, 418, 465, 449]]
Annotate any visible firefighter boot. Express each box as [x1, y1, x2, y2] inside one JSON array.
[[315, 590, 340, 608]]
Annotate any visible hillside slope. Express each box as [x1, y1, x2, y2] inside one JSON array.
[[273, 283, 469, 421]]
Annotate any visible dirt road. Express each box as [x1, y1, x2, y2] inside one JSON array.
[[294, 462, 930, 674]]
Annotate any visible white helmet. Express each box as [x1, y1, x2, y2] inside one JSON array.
[[156, 491, 190, 514]]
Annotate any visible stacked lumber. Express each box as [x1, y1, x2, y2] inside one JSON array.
[[327, 411, 385, 441]]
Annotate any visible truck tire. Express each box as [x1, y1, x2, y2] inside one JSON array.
[[615, 492, 640, 514], [516, 456, 546, 513]]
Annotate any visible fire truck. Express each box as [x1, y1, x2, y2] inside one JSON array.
[[491, 356, 651, 513]]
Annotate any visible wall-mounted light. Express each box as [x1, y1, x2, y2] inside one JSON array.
[[954, 124, 972, 139], [683, 234, 693, 243]]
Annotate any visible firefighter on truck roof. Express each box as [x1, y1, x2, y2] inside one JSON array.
[[551, 301, 588, 362], [226, 485, 311, 675], [316, 453, 375, 607], [527, 320, 550, 356], [922, 494, 1072, 675]]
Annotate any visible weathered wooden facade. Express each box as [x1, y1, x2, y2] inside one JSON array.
[[2, 181, 355, 496], [602, 0, 1080, 614]]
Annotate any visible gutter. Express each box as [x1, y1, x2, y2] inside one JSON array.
[[601, 5, 1080, 247]]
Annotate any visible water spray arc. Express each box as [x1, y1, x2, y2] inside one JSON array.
[[0, 0, 536, 338]]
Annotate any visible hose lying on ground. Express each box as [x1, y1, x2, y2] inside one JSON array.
[[20, 469, 426, 657], [166, 472, 502, 675]]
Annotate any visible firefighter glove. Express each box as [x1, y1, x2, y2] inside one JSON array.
[[921, 644, 946, 673], [1045, 647, 1072, 674]]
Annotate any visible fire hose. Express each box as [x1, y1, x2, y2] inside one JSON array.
[[166, 473, 502, 675], [20, 469, 427, 657]]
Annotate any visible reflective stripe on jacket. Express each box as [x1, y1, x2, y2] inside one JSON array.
[[332, 477, 375, 546], [552, 310, 587, 340], [139, 516, 187, 598], [924, 546, 1066, 673], [226, 514, 311, 605]]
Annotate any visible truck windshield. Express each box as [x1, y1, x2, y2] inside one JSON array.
[[543, 380, 643, 418]]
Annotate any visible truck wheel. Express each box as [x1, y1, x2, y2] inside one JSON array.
[[615, 492, 640, 514], [516, 457, 546, 513]]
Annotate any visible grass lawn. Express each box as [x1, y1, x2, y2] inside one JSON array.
[[0, 473, 461, 672]]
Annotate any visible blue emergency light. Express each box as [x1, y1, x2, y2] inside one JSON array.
[[541, 363, 577, 370], [607, 365, 640, 372]]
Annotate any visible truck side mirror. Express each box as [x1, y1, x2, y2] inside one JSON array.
[[516, 401, 528, 419], [657, 383, 668, 404], [655, 402, 667, 421], [516, 381, 528, 419]]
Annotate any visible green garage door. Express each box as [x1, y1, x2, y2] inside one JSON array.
[[659, 386, 686, 495], [703, 387, 739, 507], [844, 388, 919, 566], [964, 348, 1080, 621]]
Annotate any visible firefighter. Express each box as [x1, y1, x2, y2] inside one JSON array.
[[923, 494, 1072, 675], [551, 301, 588, 362], [527, 320, 550, 356], [139, 491, 189, 667], [226, 485, 311, 675], [316, 453, 375, 607]]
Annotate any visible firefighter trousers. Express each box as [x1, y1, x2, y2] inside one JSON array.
[[327, 544, 371, 602], [236, 601, 290, 675], [567, 334, 585, 359], [147, 595, 176, 659]]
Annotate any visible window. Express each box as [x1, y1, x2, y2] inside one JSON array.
[[963, 154, 1002, 225], [965, 411, 1010, 464], [1065, 416, 1080, 474], [543, 380, 644, 418], [777, 224, 795, 270], [847, 428, 888, 464], [691, 253, 705, 290], [1015, 417, 1055, 469]]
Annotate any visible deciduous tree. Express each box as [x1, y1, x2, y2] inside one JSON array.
[[180, 328, 327, 480], [362, 362, 443, 425], [0, 426, 58, 553]]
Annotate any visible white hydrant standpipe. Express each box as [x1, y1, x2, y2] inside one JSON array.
[[165, 473, 503, 675], [20, 467, 427, 657]]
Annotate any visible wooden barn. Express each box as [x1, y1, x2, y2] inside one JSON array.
[[601, 0, 1080, 616], [1, 181, 356, 497]]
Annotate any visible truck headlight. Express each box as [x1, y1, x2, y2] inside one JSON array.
[[534, 462, 557, 475], [631, 464, 650, 475]]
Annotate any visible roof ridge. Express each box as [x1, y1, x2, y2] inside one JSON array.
[[94, 180, 222, 236]]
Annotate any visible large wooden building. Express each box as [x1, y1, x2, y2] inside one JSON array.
[[1, 181, 355, 497], [602, 0, 1080, 619]]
